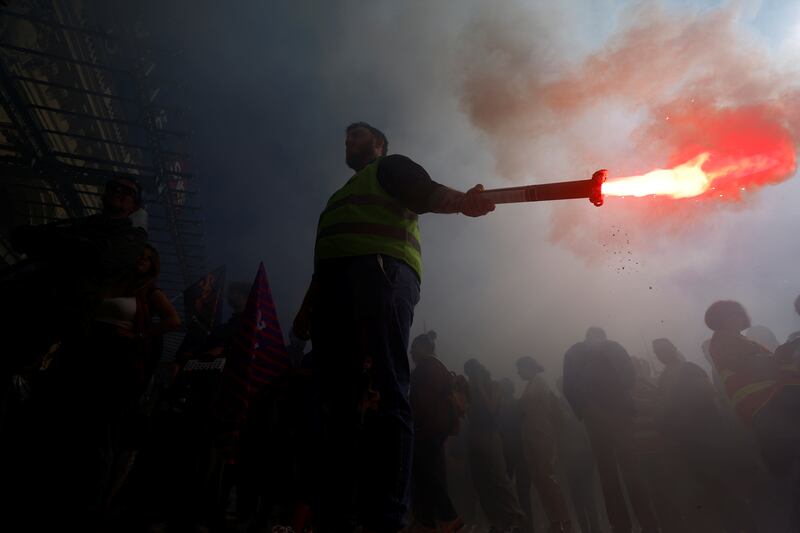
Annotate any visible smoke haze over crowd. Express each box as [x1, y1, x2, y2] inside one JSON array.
[[138, 0, 800, 385]]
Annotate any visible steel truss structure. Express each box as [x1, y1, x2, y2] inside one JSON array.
[[0, 1, 206, 355]]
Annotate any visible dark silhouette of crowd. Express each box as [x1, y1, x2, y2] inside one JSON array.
[[2, 126, 800, 533]]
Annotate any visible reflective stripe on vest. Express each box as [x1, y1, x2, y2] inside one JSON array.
[[325, 194, 419, 221], [317, 222, 421, 253], [719, 366, 800, 424], [315, 158, 423, 278]]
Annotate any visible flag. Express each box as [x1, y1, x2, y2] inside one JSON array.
[[216, 262, 289, 439]]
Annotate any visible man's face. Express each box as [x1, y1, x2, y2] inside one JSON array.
[[103, 179, 139, 217], [345, 126, 382, 171]]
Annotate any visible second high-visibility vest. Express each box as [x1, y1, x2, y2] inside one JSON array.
[[315, 158, 423, 279], [711, 338, 800, 424]]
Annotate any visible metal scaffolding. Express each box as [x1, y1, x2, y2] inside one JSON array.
[[0, 1, 206, 355]]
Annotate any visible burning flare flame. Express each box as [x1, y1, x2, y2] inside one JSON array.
[[602, 151, 789, 199], [602, 153, 711, 198]]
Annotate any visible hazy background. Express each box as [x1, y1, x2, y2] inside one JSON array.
[[134, 0, 800, 386]]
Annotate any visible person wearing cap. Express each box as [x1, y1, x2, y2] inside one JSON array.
[[292, 122, 494, 533], [516, 356, 573, 533]]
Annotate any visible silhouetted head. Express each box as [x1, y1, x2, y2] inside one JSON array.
[[136, 243, 160, 278], [227, 281, 251, 314], [410, 330, 437, 364], [705, 300, 751, 333], [585, 327, 607, 343], [464, 358, 489, 381], [345, 122, 387, 171], [746, 325, 780, 352], [652, 338, 682, 367], [516, 356, 544, 381], [103, 177, 142, 218], [795, 294, 800, 317], [127, 243, 160, 294]]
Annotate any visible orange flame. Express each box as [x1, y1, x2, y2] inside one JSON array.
[[602, 152, 791, 199]]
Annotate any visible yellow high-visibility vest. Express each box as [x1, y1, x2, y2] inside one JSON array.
[[315, 158, 422, 279]]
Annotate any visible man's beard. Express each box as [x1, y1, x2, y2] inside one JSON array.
[[346, 147, 373, 171]]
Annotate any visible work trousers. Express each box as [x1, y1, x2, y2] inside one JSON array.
[[311, 254, 419, 533], [584, 411, 659, 533], [413, 435, 458, 528]]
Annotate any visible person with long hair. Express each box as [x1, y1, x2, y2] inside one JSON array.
[[45, 243, 181, 526], [95, 244, 181, 510]]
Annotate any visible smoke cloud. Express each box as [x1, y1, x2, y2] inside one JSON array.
[[137, 0, 800, 383], [460, 2, 800, 257]]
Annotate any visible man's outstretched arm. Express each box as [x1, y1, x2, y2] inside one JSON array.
[[428, 183, 495, 216], [378, 155, 494, 217]]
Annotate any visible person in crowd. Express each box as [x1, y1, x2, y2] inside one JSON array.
[[292, 122, 494, 533], [630, 355, 688, 533], [1, 176, 147, 392], [653, 337, 759, 533], [554, 377, 604, 533], [28, 242, 178, 528], [409, 331, 463, 533], [496, 378, 532, 533], [2, 177, 148, 530], [98, 243, 182, 512], [562, 327, 659, 533], [705, 300, 800, 529], [205, 281, 250, 354], [777, 294, 800, 364], [463, 359, 526, 533], [174, 280, 250, 372], [516, 356, 573, 533]]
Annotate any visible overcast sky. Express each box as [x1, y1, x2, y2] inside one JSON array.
[[136, 0, 800, 385]]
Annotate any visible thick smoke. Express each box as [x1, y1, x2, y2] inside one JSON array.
[[460, 2, 800, 257], [136, 0, 800, 382]]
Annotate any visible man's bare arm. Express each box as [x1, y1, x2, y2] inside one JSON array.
[[428, 184, 495, 217]]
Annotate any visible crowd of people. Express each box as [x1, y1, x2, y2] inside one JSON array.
[[2, 122, 800, 533], [405, 300, 800, 533]]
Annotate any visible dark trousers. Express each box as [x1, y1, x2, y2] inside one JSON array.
[[311, 255, 420, 532], [413, 435, 458, 528], [584, 411, 658, 533]]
